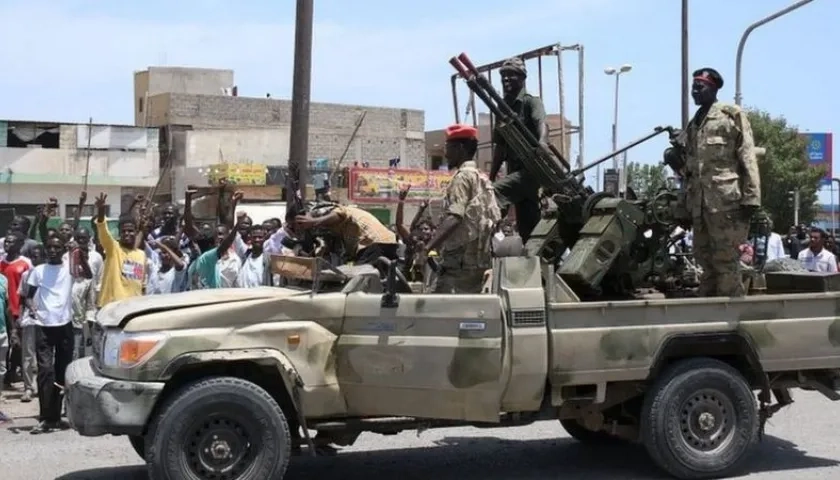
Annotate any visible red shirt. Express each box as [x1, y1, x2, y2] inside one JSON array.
[[0, 257, 32, 317]]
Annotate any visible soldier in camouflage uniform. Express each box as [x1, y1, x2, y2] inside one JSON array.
[[490, 57, 548, 243], [424, 124, 501, 294], [684, 67, 761, 297]]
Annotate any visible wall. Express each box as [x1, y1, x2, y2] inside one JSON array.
[[0, 183, 124, 217], [0, 124, 159, 186], [186, 128, 290, 168], [134, 67, 234, 126], [0, 148, 159, 185], [151, 93, 426, 169]]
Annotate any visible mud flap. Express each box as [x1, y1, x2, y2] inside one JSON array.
[[290, 376, 317, 457], [758, 387, 793, 440]]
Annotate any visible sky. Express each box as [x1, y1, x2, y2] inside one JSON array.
[[0, 0, 837, 200]]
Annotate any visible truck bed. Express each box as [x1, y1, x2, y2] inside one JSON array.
[[547, 291, 840, 386]]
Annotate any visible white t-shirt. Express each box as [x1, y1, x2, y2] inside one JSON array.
[[235, 254, 266, 288], [146, 262, 187, 295], [26, 263, 74, 327], [798, 248, 838, 273]]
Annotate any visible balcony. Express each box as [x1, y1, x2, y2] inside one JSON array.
[[0, 147, 159, 186]]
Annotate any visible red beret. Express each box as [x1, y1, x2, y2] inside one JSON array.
[[445, 124, 478, 141]]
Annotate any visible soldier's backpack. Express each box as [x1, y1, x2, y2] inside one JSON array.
[[458, 163, 502, 267]]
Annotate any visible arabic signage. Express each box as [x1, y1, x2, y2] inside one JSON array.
[[801, 132, 833, 186], [206, 163, 267, 186], [349, 168, 454, 203]]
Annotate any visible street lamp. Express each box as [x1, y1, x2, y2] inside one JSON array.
[[734, 0, 815, 105], [831, 178, 839, 234], [605, 64, 632, 196]]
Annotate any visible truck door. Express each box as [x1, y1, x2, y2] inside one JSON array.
[[337, 292, 504, 423]]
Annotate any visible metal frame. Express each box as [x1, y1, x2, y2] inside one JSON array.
[[450, 43, 585, 171]]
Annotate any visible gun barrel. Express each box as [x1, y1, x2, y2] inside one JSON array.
[[452, 52, 581, 196]]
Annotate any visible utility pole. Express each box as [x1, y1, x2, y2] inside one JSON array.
[[790, 189, 801, 225], [681, 0, 689, 127], [288, 0, 314, 201]]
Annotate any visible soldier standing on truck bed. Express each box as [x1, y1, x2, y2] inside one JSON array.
[[490, 57, 549, 243], [684, 67, 761, 297], [423, 124, 501, 293]]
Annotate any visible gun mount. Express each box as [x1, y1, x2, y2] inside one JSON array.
[[450, 53, 692, 300]]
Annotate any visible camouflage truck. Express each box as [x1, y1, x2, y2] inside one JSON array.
[[64, 255, 840, 480]]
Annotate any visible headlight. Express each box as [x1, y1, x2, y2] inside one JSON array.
[[101, 331, 168, 369]]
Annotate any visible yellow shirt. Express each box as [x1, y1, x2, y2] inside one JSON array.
[[95, 219, 146, 308]]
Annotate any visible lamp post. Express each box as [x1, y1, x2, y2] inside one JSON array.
[[734, 0, 815, 106], [605, 64, 632, 196], [832, 178, 840, 234]]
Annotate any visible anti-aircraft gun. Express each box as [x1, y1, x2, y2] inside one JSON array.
[[450, 53, 691, 299]]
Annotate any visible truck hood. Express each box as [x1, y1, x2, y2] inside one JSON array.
[[96, 287, 307, 327]]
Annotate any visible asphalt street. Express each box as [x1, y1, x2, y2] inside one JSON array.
[[1, 385, 839, 480]]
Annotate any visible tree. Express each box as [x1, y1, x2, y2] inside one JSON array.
[[747, 108, 825, 230], [626, 162, 669, 200]]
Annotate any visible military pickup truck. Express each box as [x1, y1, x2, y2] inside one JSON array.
[[64, 255, 840, 480]]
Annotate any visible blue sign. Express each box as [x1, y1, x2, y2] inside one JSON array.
[[801, 132, 833, 185]]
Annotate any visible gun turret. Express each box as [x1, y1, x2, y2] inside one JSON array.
[[450, 53, 692, 299]]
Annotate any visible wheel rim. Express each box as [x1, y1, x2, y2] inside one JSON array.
[[678, 388, 736, 453], [185, 412, 260, 479]]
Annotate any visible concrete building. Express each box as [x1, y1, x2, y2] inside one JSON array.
[[425, 112, 573, 172], [133, 66, 426, 224], [0, 119, 160, 229]]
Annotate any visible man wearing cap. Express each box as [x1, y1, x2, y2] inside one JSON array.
[[424, 124, 501, 293], [684, 67, 761, 297], [489, 57, 548, 243]]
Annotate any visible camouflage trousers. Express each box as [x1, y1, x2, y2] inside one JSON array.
[[493, 169, 541, 243], [693, 209, 749, 297], [432, 267, 487, 294]]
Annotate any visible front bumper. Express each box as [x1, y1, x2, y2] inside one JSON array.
[[64, 357, 165, 437]]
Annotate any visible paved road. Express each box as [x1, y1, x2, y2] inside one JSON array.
[[2, 385, 840, 480]]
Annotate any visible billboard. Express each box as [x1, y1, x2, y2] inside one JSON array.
[[348, 168, 454, 203], [802, 133, 833, 185]]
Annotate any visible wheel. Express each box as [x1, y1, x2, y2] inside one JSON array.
[[560, 419, 623, 445], [145, 376, 292, 480], [641, 358, 758, 480], [128, 434, 146, 460]]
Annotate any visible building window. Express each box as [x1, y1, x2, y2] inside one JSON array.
[[430, 155, 444, 170], [6, 122, 60, 149], [138, 97, 144, 113]]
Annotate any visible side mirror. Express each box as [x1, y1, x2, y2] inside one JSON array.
[[381, 260, 400, 308]]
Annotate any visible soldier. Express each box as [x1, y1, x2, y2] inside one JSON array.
[[490, 57, 548, 243], [684, 67, 761, 297], [423, 124, 501, 293]]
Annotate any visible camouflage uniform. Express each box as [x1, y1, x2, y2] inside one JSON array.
[[685, 102, 761, 297], [434, 161, 500, 294], [493, 58, 546, 243]]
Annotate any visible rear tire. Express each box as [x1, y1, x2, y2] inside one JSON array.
[[641, 357, 758, 479], [146, 376, 291, 480]]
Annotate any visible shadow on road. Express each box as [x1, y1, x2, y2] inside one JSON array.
[[55, 434, 839, 480]]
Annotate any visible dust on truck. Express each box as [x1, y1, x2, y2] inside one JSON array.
[[64, 253, 840, 480]]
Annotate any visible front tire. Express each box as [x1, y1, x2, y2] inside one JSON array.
[[641, 357, 758, 480], [146, 376, 292, 480]]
